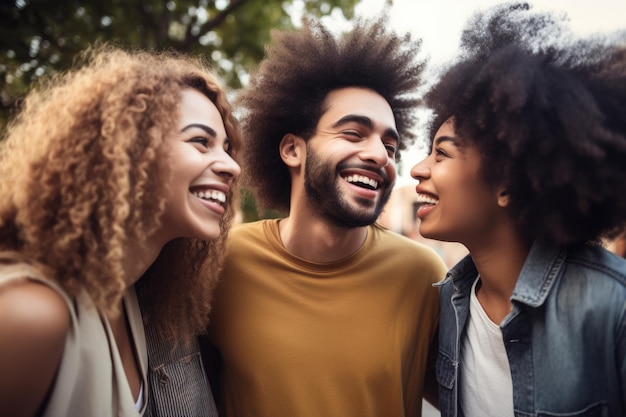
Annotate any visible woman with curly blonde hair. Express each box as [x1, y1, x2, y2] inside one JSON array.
[[0, 45, 241, 417]]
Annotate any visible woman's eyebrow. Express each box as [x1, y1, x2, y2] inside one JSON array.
[[434, 135, 461, 147], [181, 123, 217, 137]]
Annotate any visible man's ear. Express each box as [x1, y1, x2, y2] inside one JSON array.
[[279, 133, 305, 168], [497, 188, 510, 207]]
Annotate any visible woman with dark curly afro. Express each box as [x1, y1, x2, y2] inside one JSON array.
[[0, 46, 240, 417], [411, 3, 626, 416]]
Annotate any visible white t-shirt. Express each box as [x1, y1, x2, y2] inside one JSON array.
[[460, 276, 514, 417]]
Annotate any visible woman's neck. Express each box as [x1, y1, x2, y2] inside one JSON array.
[[468, 230, 531, 325], [121, 238, 164, 288]]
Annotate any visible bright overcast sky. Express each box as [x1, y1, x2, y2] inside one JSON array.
[[355, 0, 626, 65], [316, 0, 626, 178]]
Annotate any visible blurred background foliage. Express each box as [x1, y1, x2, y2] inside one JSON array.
[[0, 0, 359, 126], [0, 0, 360, 221]]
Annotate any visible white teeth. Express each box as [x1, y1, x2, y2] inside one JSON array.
[[415, 193, 438, 205], [192, 190, 226, 204], [345, 175, 379, 189]]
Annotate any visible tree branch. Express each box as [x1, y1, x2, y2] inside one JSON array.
[[177, 0, 249, 50]]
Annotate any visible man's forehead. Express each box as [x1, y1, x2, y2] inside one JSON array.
[[321, 87, 396, 127]]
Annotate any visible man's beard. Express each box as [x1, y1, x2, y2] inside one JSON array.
[[303, 147, 393, 228]]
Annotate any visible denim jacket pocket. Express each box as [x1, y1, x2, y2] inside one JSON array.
[[436, 351, 456, 389], [536, 401, 610, 417], [436, 353, 457, 416]]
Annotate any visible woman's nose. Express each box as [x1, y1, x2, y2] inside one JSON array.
[[215, 151, 241, 180], [410, 157, 430, 180]]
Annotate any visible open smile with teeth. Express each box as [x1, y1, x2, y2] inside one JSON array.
[[192, 189, 227, 206], [344, 174, 379, 190], [415, 193, 438, 207]]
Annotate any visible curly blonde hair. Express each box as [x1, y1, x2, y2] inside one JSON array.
[[0, 45, 240, 341]]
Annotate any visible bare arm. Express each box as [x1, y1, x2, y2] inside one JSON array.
[[0, 280, 70, 417]]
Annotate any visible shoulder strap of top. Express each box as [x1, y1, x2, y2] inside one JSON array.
[[0, 251, 46, 283], [0, 251, 72, 307]]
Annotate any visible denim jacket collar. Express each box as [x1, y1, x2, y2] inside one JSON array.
[[434, 253, 476, 295], [511, 240, 566, 308], [435, 241, 566, 309]]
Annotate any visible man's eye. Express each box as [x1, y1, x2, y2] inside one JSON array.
[[385, 144, 397, 156], [342, 130, 361, 138]]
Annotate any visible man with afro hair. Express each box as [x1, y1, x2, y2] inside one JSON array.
[[203, 15, 447, 417], [411, 3, 626, 416]]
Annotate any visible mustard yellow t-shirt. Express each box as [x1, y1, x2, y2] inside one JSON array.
[[209, 220, 446, 417]]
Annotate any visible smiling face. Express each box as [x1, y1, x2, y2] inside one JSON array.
[[158, 88, 241, 244], [303, 87, 398, 228], [410, 118, 504, 246]]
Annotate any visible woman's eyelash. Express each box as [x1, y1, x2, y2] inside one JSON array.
[[435, 148, 449, 157], [189, 137, 209, 146]]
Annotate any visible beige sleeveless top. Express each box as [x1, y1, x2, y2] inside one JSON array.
[[0, 260, 148, 417]]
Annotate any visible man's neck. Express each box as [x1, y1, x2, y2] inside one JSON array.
[[278, 215, 369, 263]]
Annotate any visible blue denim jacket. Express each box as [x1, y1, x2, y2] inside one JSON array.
[[435, 240, 626, 417]]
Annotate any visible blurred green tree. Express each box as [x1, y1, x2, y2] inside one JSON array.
[[0, 0, 358, 129]]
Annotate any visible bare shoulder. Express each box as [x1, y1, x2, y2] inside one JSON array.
[[0, 280, 71, 417], [0, 279, 71, 337]]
